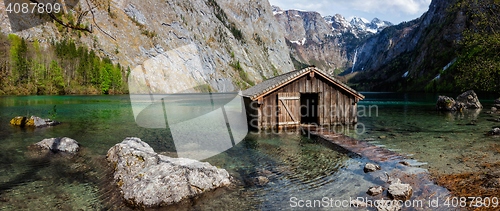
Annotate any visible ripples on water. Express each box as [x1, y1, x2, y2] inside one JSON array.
[[0, 95, 381, 210], [0, 93, 496, 210]]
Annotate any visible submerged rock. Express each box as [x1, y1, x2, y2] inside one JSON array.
[[493, 98, 500, 110], [388, 180, 413, 201], [492, 98, 500, 109], [350, 199, 368, 207], [364, 163, 381, 173], [388, 177, 401, 185], [34, 137, 80, 153], [375, 199, 403, 211], [488, 128, 500, 136], [106, 137, 231, 208], [253, 176, 269, 186], [10, 116, 60, 127], [367, 186, 383, 196]]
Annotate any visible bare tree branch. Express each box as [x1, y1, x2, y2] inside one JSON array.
[[27, 0, 116, 41], [83, 0, 115, 40], [28, 0, 91, 32]]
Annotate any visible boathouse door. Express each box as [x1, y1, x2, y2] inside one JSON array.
[[277, 93, 300, 127], [300, 93, 319, 124]]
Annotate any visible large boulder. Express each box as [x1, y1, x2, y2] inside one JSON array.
[[34, 137, 80, 153], [436, 96, 456, 111], [456, 90, 482, 109], [106, 137, 231, 208], [436, 90, 482, 111]]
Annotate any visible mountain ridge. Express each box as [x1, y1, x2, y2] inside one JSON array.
[[347, 0, 500, 92], [0, 0, 294, 95], [1, 0, 497, 94], [272, 5, 393, 76]]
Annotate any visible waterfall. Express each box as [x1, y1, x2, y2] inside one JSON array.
[[351, 49, 358, 73]]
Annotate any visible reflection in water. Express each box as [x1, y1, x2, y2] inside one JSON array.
[[356, 92, 500, 178], [0, 95, 374, 210], [442, 108, 482, 123], [1, 93, 494, 210]]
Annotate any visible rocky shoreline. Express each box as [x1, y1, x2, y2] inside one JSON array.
[[433, 92, 500, 209], [11, 91, 500, 210]]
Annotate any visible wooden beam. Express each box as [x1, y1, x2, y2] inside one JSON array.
[[278, 121, 300, 125], [310, 68, 365, 100], [278, 96, 300, 100]]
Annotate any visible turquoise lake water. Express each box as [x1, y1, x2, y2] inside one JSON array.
[[0, 93, 498, 210]]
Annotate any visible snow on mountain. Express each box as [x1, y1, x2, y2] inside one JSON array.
[[272, 6, 392, 36], [272, 5, 284, 15], [369, 18, 393, 32], [349, 16, 392, 34], [270, 5, 394, 73], [323, 14, 392, 35], [324, 14, 351, 32]]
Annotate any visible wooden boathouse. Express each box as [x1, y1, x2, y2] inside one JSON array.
[[242, 67, 365, 130]]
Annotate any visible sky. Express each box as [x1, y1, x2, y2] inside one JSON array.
[[268, 0, 432, 24]]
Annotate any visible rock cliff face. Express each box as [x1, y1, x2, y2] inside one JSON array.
[[0, 0, 294, 92], [1, 0, 478, 93], [273, 8, 347, 74], [271, 0, 477, 92], [272, 6, 392, 75], [349, 0, 468, 91]]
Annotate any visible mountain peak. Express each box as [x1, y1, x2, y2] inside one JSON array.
[[350, 16, 370, 25], [325, 14, 351, 31], [321, 13, 393, 36], [272, 5, 284, 15]]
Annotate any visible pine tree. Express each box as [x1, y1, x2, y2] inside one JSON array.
[[8, 34, 29, 85], [49, 60, 65, 94]]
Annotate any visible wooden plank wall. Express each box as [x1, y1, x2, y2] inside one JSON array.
[[251, 74, 358, 130], [277, 93, 300, 125]]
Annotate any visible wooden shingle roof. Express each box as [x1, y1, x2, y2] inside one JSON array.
[[242, 67, 365, 101]]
